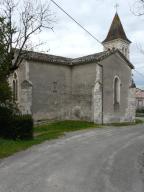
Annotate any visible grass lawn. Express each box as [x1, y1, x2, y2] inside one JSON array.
[[136, 113, 144, 117], [105, 119, 144, 127], [0, 120, 98, 159], [0, 119, 143, 159]]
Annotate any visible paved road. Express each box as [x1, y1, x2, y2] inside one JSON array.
[[0, 124, 144, 192]]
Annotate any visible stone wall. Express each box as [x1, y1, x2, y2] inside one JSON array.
[[8, 61, 33, 115], [13, 51, 135, 124], [71, 63, 96, 121], [93, 64, 102, 124], [29, 60, 97, 121], [100, 53, 133, 123], [103, 39, 130, 59], [18, 62, 33, 114], [124, 87, 136, 122], [19, 80, 32, 114], [29, 60, 72, 120]]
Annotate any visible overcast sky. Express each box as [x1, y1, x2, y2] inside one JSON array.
[[34, 0, 144, 88]]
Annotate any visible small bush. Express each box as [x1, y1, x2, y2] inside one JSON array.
[[136, 108, 144, 113], [0, 106, 33, 140], [0, 105, 13, 138], [12, 115, 33, 140]]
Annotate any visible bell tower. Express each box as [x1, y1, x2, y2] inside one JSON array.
[[102, 13, 131, 60]]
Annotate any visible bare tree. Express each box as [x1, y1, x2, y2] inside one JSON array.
[[0, 0, 54, 71], [132, 0, 144, 16], [130, 1, 144, 55]]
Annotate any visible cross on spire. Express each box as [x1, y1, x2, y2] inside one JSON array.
[[114, 3, 119, 12]]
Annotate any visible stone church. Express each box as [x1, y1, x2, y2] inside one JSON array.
[[9, 13, 136, 124]]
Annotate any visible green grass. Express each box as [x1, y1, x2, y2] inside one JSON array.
[[136, 113, 144, 117], [0, 139, 38, 159], [0, 120, 98, 159], [0, 119, 143, 159], [105, 119, 144, 127]]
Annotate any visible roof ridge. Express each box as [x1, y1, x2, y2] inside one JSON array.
[[71, 50, 115, 65], [24, 48, 134, 69]]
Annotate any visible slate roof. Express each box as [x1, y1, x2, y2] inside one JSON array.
[[26, 50, 108, 65], [71, 51, 110, 64], [26, 49, 134, 69], [26, 51, 72, 65], [102, 13, 131, 43]]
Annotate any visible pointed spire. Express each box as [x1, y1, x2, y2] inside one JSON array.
[[102, 13, 131, 43]]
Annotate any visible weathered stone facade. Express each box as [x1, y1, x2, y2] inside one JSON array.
[[93, 64, 103, 124], [125, 86, 136, 122], [103, 39, 130, 59], [10, 49, 135, 123]]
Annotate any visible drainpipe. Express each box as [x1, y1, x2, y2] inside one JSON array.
[[98, 64, 104, 125]]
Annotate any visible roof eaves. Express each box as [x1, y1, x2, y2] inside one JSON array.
[[71, 51, 111, 65], [115, 49, 134, 69], [25, 51, 72, 65]]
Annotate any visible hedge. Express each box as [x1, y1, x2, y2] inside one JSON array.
[[0, 105, 13, 138], [136, 108, 144, 114], [0, 106, 33, 140], [12, 115, 33, 140]]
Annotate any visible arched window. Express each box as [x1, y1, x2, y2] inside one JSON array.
[[13, 73, 18, 101], [114, 76, 121, 110]]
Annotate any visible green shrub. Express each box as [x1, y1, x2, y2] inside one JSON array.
[[0, 105, 13, 138], [136, 108, 144, 113], [12, 115, 33, 140], [0, 79, 12, 104], [136, 113, 144, 117], [0, 106, 33, 140]]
